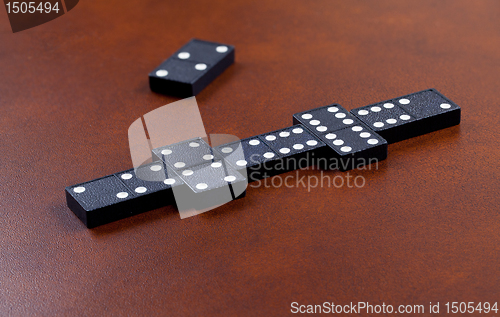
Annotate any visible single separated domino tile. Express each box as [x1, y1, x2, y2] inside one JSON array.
[[292, 104, 362, 134], [317, 124, 388, 171], [351, 88, 461, 144], [259, 125, 327, 174], [149, 39, 235, 97], [152, 137, 222, 170], [213, 137, 281, 182], [171, 161, 247, 211]]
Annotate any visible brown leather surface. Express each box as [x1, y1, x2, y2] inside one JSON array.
[[1, 0, 499, 315]]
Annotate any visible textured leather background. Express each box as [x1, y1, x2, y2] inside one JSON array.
[[0, 0, 499, 315]]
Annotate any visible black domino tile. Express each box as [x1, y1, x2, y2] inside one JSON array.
[[152, 137, 222, 170], [213, 137, 281, 182], [293, 104, 362, 134], [149, 39, 235, 97], [317, 124, 388, 171], [259, 125, 327, 173], [66, 175, 138, 228], [351, 89, 461, 144]]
